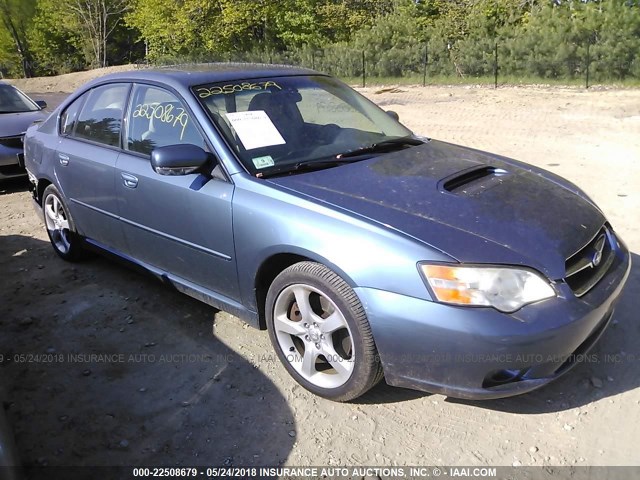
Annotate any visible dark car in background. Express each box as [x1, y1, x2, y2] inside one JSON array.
[[23, 65, 630, 402], [0, 82, 47, 180]]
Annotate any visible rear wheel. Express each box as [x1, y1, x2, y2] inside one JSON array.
[[266, 261, 383, 401], [42, 185, 88, 261]]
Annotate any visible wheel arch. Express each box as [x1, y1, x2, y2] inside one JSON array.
[[253, 250, 358, 330], [35, 177, 53, 205]]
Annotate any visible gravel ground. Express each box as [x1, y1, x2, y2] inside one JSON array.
[[1, 77, 639, 471]]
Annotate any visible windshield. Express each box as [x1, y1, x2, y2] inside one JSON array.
[[193, 75, 414, 176], [0, 84, 40, 113]]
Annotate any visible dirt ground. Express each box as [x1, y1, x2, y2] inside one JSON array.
[[1, 69, 640, 471]]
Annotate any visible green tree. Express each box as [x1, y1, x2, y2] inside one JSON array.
[[67, 0, 130, 67], [29, 0, 84, 75], [3, 0, 637, 82], [30, 0, 135, 74], [127, 0, 400, 62], [352, 3, 426, 76], [0, 0, 36, 77], [315, 0, 394, 43], [589, 1, 640, 80], [126, 0, 222, 60]]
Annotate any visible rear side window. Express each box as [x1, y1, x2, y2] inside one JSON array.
[[125, 84, 205, 156], [74, 84, 129, 147]]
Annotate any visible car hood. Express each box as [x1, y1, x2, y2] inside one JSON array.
[[268, 140, 606, 280], [0, 111, 46, 137]]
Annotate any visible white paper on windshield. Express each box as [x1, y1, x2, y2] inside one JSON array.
[[225, 110, 286, 150]]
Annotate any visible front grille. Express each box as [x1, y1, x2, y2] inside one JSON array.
[[0, 135, 23, 149], [564, 226, 614, 297]]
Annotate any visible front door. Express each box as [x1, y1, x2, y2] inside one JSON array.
[[115, 83, 239, 301]]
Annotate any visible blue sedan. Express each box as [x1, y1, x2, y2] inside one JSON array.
[[24, 65, 630, 401]]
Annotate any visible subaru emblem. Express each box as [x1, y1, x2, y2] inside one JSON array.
[[592, 234, 606, 268]]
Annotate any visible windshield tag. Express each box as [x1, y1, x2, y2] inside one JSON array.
[[252, 155, 275, 169], [225, 110, 286, 150]]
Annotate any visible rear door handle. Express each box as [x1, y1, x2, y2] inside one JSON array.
[[121, 172, 138, 189], [58, 153, 69, 166]]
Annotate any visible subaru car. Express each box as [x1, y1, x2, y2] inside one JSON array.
[[24, 65, 630, 401], [0, 82, 47, 180]]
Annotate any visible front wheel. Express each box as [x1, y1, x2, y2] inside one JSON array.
[[266, 261, 383, 401], [42, 185, 88, 261]]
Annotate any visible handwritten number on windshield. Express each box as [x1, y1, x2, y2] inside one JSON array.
[[196, 81, 282, 98]]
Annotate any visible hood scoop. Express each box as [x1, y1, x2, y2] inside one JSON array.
[[441, 165, 509, 195]]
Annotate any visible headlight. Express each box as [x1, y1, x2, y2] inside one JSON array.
[[419, 263, 555, 313]]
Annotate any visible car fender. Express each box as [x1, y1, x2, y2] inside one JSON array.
[[231, 174, 454, 313]]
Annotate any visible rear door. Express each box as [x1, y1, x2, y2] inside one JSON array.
[[55, 83, 130, 252], [115, 83, 239, 300]]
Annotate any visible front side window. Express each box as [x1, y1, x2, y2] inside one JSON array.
[[194, 75, 412, 176], [125, 84, 206, 156], [74, 83, 129, 147]]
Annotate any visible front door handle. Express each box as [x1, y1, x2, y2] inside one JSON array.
[[121, 172, 138, 189], [58, 153, 69, 166]]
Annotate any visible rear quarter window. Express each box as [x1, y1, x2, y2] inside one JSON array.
[[60, 96, 85, 136]]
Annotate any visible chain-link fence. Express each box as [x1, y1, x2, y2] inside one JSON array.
[[133, 37, 639, 89]]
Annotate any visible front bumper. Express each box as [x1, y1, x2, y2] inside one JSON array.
[[0, 145, 26, 179], [357, 235, 631, 400]]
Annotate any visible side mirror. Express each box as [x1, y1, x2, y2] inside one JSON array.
[[150, 144, 211, 176], [386, 110, 399, 121], [35, 100, 47, 110]]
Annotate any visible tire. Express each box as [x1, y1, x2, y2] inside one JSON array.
[[266, 261, 384, 402], [42, 185, 89, 261]]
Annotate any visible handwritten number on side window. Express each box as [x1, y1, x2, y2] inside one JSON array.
[[132, 103, 189, 141]]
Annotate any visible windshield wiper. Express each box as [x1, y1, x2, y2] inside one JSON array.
[[260, 157, 362, 178], [260, 137, 425, 178], [336, 136, 424, 160]]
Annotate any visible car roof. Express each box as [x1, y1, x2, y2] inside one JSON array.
[[85, 63, 323, 91]]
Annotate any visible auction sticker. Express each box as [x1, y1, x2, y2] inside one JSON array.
[[225, 110, 286, 150], [252, 155, 275, 169]]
